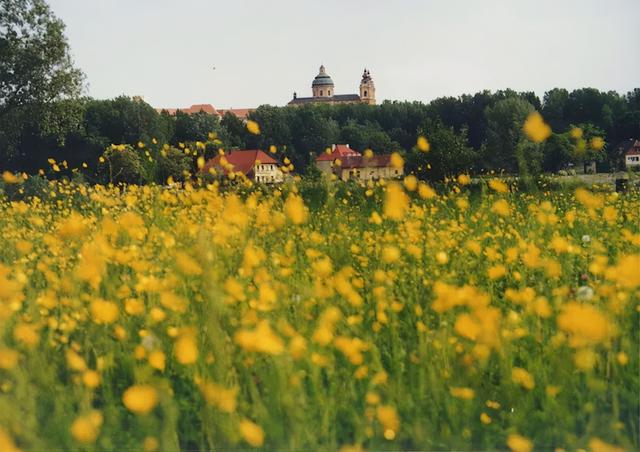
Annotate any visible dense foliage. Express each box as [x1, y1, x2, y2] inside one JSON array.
[[2, 90, 639, 181], [0, 0, 84, 160]]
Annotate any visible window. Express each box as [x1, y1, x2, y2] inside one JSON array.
[[320, 90, 323, 96], [328, 90, 331, 96], [364, 90, 368, 97]]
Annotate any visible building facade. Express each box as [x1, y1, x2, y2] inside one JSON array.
[[622, 139, 640, 168], [288, 66, 376, 106], [156, 104, 255, 120], [202, 150, 284, 183], [316, 144, 403, 181]]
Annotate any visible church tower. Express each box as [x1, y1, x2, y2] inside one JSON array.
[[359, 69, 375, 105], [312, 65, 335, 98]]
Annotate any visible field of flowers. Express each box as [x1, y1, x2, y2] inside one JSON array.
[[0, 175, 638, 451]]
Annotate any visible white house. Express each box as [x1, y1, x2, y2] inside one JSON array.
[[624, 139, 640, 168]]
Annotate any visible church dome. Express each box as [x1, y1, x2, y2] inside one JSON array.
[[311, 65, 334, 87]]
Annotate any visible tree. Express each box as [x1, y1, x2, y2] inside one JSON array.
[[484, 97, 536, 173], [406, 118, 477, 181], [172, 110, 220, 144], [541, 133, 573, 173], [0, 0, 84, 161], [84, 96, 167, 146]]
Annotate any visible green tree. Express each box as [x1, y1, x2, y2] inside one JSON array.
[[484, 97, 536, 173], [0, 0, 84, 162], [173, 111, 220, 144], [541, 133, 573, 173], [406, 119, 477, 181]]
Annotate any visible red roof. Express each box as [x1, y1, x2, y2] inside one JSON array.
[[316, 144, 361, 162], [202, 150, 278, 176], [217, 108, 255, 119], [156, 104, 218, 116], [186, 104, 218, 115], [626, 140, 640, 155]]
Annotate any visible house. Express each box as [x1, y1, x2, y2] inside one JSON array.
[[202, 150, 283, 183], [316, 144, 361, 173], [315, 144, 403, 181], [288, 66, 376, 106], [155, 104, 255, 120], [621, 139, 640, 168]]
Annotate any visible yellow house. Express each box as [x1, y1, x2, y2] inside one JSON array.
[[316, 144, 403, 181], [338, 155, 404, 181]]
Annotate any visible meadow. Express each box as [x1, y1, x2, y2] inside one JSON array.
[[0, 173, 638, 451]]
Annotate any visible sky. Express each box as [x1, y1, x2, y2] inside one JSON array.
[[47, 0, 640, 110]]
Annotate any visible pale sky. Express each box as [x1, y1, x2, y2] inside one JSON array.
[[48, 0, 640, 110]]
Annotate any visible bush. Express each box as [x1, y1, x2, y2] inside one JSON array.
[[98, 145, 145, 185], [155, 146, 192, 183]]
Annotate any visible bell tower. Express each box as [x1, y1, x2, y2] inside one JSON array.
[[359, 69, 375, 105]]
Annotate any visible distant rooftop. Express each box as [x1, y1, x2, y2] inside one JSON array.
[[156, 104, 254, 119]]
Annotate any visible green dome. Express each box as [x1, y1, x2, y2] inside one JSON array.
[[312, 65, 334, 87]]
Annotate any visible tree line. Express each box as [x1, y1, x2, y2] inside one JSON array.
[[2, 0, 639, 183]]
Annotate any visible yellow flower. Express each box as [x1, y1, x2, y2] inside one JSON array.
[[382, 245, 401, 264], [390, 152, 404, 169], [2, 171, 21, 184], [450, 387, 475, 400], [0, 427, 20, 452], [480, 412, 492, 424], [590, 137, 605, 150], [487, 264, 507, 280], [418, 183, 436, 199], [224, 277, 246, 302], [235, 321, 284, 355], [199, 381, 238, 413], [175, 334, 198, 365], [284, 193, 308, 225], [588, 437, 624, 452], [457, 174, 471, 185], [417, 136, 430, 152], [557, 303, 616, 347], [511, 367, 535, 390], [122, 385, 159, 415], [13, 323, 39, 348], [82, 370, 101, 388], [91, 299, 119, 324], [66, 350, 87, 371], [70, 411, 103, 444], [607, 254, 640, 289], [523, 111, 551, 142], [507, 434, 533, 452], [239, 419, 265, 447], [148, 350, 166, 371], [376, 405, 399, 440], [575, 188, 604, 209], [403, 175, 418, 192], [0, 348, 20, 370], [488, 179, 509, 194], [383, 182, 409, 220], [491, 199, 510, 217], [246, 120, 260, 135], [570, 126, 583, 139]]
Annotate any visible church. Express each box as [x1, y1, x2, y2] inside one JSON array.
[[288, 65, 376, 106]]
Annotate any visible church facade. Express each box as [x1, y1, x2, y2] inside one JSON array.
[[288, 65, 376, 106]]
